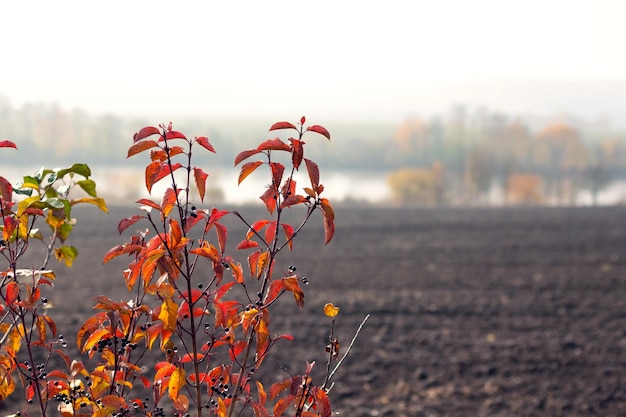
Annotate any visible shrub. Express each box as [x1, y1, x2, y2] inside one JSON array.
[[0, 118, 359, 417]]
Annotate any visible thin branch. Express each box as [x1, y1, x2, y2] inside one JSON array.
[[326, 314, 370, 387]]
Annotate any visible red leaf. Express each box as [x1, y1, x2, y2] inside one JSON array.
[[0, 140, 17, 149], [265, 279, 284, 305], [319, 198, 335, 244], [211, 222, 228, 254], [304, 158, 319, 189], [234, 149, 262, 166], [165, 130, 187, 140], [270, 378, 291, 400], [134, 126, 161, 142], [248, 250, 261, 278], [208, 208, 230, 223], [269, 121, 297, 131], [260, 188, 277, 214], [127, 140, 159, 158], [238, 161, 263, 185], [306, 124, 331, 140], [264, 220, 277, 245], [0, 176, 13, 204], [195, 136, 216, 153], [236, 240, 260, 250], [270, 162, 284, 186], [282, 223, 294, 250], [6, 281, 19, 305], [289, 138, 304, 169], [193, 167, 208, 202], [117, 215, 144, 234], [257, 138, 291, 152], [281, 195, 306, 208]]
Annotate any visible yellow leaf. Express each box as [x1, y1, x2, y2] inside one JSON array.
[[323, 303, 340, 318], [0, 364, 15, 401], [168, 367, 186, 400], [71, 197, 109, 213], [158, 298, 179, 332]]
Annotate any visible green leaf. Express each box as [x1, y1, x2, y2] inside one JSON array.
[[77, 179, 98, 197], [55, 245, 78, 267], [44, 198, 66, 210], [56, 163, 91, 179], [21, 175, 41, 190]]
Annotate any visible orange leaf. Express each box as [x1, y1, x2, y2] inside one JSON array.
[[323, 303, 340, 318], [269, 121, 297, 131], [180, 353, 205, 363], [257, 381, 267, 406], [193, 167, 208, 202], [35, 316, 47, 344], [142, 249, 166, 282], [169, 218, 183, 249], [283, 277, 304, 309], [247, 219, 270, 239], [238, 161, 263, 185], [273, 395, 294, 417], [127, 140, 159, 158], [146, 162, 182, 194], [256, 251, 270, 279], [161, 187, 179, 218], [230, 262, 244, 284], [306, 124, 331, 140], [83, 327, 111, 352], [190, 243, 220, 263]]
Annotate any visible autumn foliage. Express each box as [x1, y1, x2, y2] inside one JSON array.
[[0, 117, 346, 417]]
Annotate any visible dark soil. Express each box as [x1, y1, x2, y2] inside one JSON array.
[[3, 205, 626, 417]]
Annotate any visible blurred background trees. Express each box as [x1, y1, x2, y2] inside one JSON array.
[[2, 96, 626, 206]]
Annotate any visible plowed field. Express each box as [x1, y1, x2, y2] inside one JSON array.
[[3, 205, 626, 416]]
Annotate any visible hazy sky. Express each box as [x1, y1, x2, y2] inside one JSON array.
[[2, 0, 625, 122]]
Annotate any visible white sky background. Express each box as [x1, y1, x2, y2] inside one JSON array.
[[1, 0, 625, 123]]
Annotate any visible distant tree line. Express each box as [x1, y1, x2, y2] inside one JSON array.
[[1, 96, 626, 206], [387, 106, 626, 206]]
